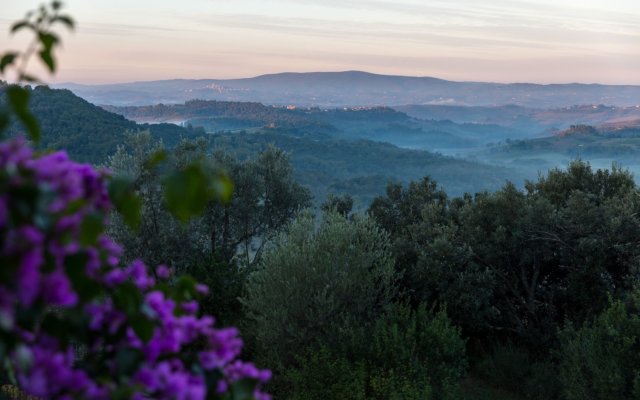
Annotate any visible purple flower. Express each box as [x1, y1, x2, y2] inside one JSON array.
[[195, 283, 210, 296], [127, 260, 155, 290], [0, 139, 270, 399], [103, 268, 126, 287], [14, 343, 94, 398], [182, 300, 198, 314], [41, 271, 78, 307], [16, 249, 43, 306], [156, 264, 171, 279]]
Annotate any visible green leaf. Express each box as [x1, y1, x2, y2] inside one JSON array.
[[6, 86, 41, 142], [8, 184, 39, 224], [0, 110, 9, 134], [114, 348, 143, 377], [39, 49, 55, 72], [41, 313, 72, 348], [64, 253, 103, 301], [112, 282, 143, 318], [229, 378, 260, 400], [0, 53, 18, 73], [38, 32, 59, 52], [174, 275, 197, 302], [131, 316, 155, 343], [142, 149, 168, 170], [15, 304, 42, 331], [52, 15, 75, 30], [108, 177, 142, 230], [79, 212, 104, 246], [7, 86, 30, 109], [163, 164, 211, 223], [10, 21, 33, 34], [51, 1, 62, 11], [213, 172, 234, 205]]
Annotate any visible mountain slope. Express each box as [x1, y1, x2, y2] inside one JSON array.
[[3, 85, 200, 163], [211, 129, 520, 204]]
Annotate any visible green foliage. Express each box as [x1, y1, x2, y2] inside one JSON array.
[[283, 348, 368, 400], [321, 193, 354, 217], [371, 161, 640, 353], [475, 344, 563, 399], [368, 177, 497, 336], [107, 133, 311, 268], [241, 211, 398, 371], [211, 129, 515, 206], [5, 86, 40, 143], [107, 176, 142, 230], [559, 298, 640, 400], [353, 304, 467, 399], [163, 163, 232, 223], [0, 1, 74, 143], [183, 260, 246, 327], [107, 133, 206, 268], [281, 304, 467, 400]]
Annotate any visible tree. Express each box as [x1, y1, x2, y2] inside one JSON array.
[[368, 177, 495, 337], [321, 193, 354, 217], [559, 296, 640, 400], [241, 211, 398, 371], [370, 161, 640, 352], [108, 136, 311, 268], [205, 145, 312, 265]]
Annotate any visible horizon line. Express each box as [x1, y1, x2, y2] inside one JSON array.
[[50, 70, 640, 87]]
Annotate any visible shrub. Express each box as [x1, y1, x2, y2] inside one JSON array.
[[0, 138, 270, 399], [559, 299, 640, 400], [283, 348, 368, 400], [476, 344, 531, 394], [281, 304, 467, 400], [354, 304, 467, 399]]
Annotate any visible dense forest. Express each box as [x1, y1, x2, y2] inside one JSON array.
[[104, 133, 640, 400]]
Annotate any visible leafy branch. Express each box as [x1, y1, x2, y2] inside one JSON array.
[[0, 0, 74, 142]]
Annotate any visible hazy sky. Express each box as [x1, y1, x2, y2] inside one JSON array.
[[0, 0, 639, 84]]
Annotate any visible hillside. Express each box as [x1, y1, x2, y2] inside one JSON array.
[[57, 71, 640, 108], [2, 86, 520, 204], [395, 104, 640, 134], [2, 85, 201, 163], [473, 120, 640, 178], [210, 129, 520, 206], [105, 100, 526, 153]]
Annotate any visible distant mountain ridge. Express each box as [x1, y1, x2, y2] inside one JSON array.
[[56, 71, 640, 108]]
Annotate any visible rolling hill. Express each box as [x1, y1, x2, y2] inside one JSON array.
[[104, 100, 527, 153], [2, 85, 201, 163], [2, 85, 522, 204]]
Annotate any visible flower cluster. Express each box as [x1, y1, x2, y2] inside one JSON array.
[[0, 138, 270, 399]]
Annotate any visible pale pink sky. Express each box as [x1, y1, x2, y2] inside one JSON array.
[[0, 0, 639, 84]]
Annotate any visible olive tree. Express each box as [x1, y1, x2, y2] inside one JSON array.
[[241, 211, 399, 370]]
